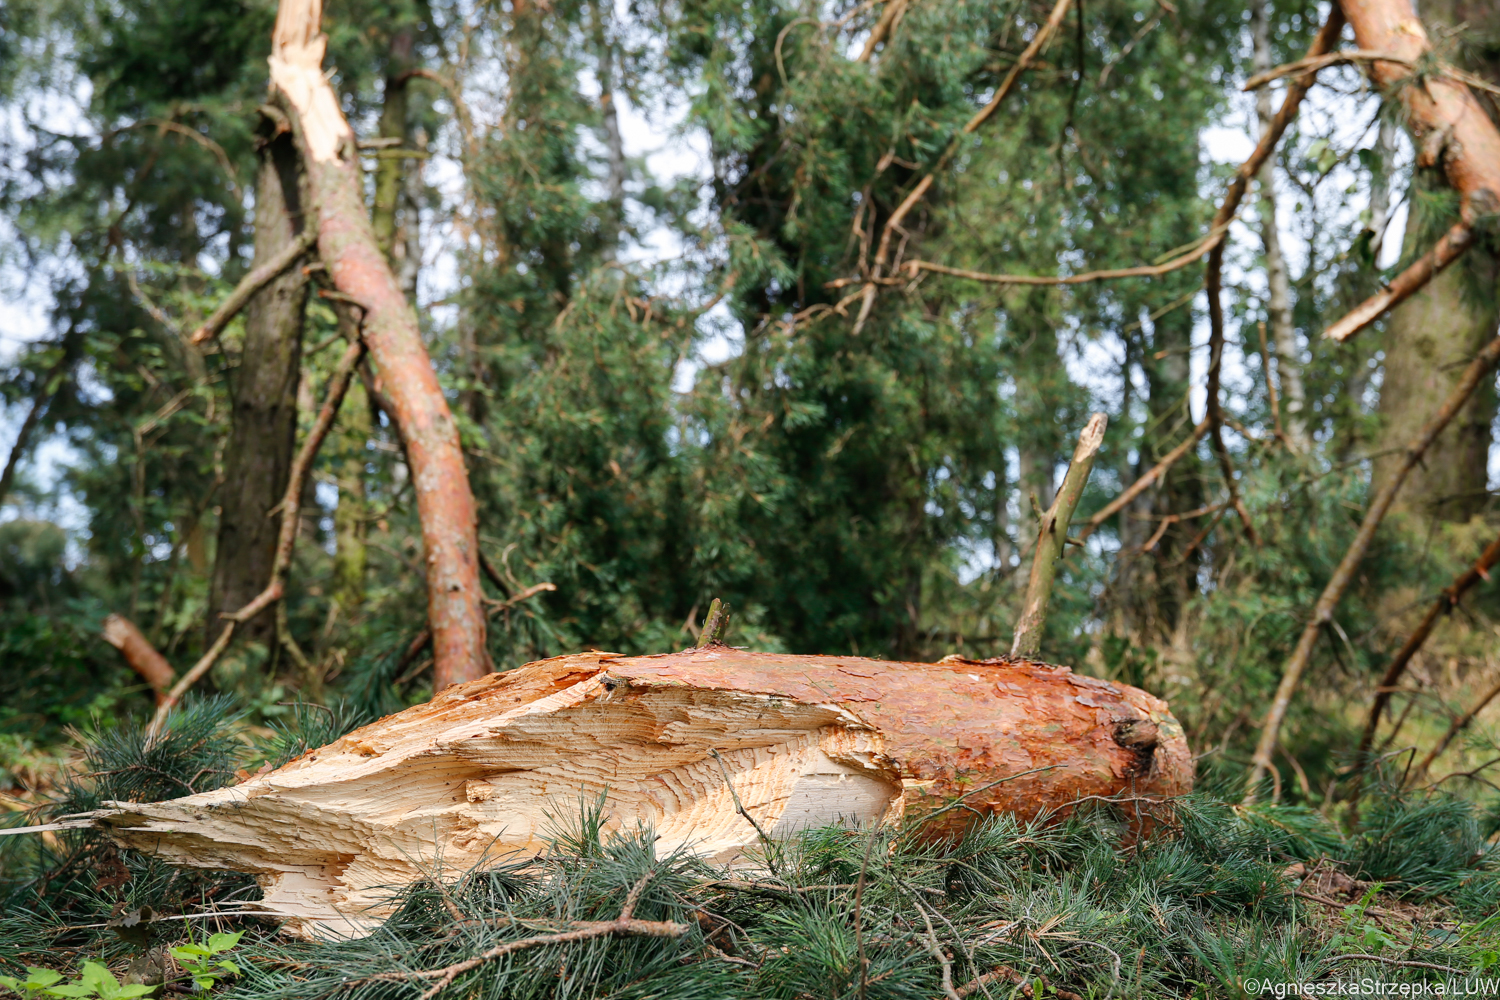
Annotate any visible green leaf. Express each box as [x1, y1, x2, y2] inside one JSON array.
[[24, 973, 62, 990], [215, 961, 240, 976], [205, 931, 243, 954], [41, 987, 96, 999]]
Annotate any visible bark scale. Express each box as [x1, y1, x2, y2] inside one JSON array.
[[209, 127, 308, 652], [269, 0, 486, 689]]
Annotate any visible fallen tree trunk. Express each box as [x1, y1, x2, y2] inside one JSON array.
[[90, 648, 1190, 940]]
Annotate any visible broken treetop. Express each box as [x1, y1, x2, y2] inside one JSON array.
[[99, 648, 1190, 939]]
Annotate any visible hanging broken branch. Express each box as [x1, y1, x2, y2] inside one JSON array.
[[1319, 0, 1500, 343], [188, 230, 317, 345], [1012, 413, 1107, 657], [270, 0, 487, 690], [147, 339, 366, 737], [1244, 330, 1500, 802]]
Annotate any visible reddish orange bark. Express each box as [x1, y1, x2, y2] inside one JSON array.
[[268, 0, 486, 689], [1325, 0, 1500, 342], [101, 614, 174, 704]]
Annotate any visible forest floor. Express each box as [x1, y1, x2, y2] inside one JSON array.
[[0, 700, 1497, 1000]]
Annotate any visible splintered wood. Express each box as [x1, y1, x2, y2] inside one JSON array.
[[96, 649, 1192, 939]]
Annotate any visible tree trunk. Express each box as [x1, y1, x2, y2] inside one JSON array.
[[1371, 0, 1500, 522], [95, 647, 1192, 939], [209, 128, 308, 652], [269, 0, 487, 689], [1251, 0, 1309, 452]]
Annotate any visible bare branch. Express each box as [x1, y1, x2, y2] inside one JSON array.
[[1355, 531, 1500, 780], [1076, 419, 1209, 543], [189, 230, 317, 345], [147, 339, 366, 738], [1245, 331, 1500, 802]]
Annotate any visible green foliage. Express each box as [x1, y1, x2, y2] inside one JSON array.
[[170, 930, 243, 994], [26, 962, 152, 1000]]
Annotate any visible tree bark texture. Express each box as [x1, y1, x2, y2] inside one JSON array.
[[1370, 0, 1500, 523], [209, 130, 307, 651], [95, 648, 1192, 939], [269, 0, 486, 689], [1325, 0, 1500, 344], [371, 28, 414, 258]]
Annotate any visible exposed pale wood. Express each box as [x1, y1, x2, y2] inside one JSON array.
[[101, 614, 174, 704], [93, 648, 1191, 940]]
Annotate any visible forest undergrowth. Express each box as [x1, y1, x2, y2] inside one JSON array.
[[2, 700, 1498, 1000]]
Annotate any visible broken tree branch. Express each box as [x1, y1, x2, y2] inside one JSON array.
[[902, 5, 1344, 294], [270, 0, 487, 689], [189, 231, 317, 345], [696, 598, 731, 647], [1320, 0, 1500, 343], [849, 0, 1074, 332], [102, 614, 175, 705], [1245, 330, 1500, 803], [1012, 413, 1107, 658], [1354, 531, 1500, 780], [98, 647, 1191, 937], [1075, 419, 1209, 544], [147, 340, 366, 738]]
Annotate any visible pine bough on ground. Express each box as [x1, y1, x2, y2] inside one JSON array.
[[1, 700, 1497, 999]]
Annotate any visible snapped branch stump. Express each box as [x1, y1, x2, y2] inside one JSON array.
[[89, 648, 1191, 939]]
